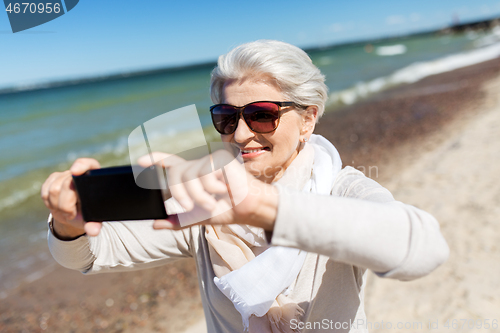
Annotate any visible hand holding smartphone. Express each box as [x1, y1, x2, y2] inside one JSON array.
[[72, 165, 169, 222]]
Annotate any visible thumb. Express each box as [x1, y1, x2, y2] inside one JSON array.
[[84, 222, 102, 237], [70, 158, 101, 176], [137, 152, 170, 167]]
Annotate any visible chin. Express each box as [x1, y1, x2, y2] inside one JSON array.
[[242, 161, 264, 178]]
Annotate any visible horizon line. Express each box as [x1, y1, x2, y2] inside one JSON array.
[[1, 15, 498, 96]]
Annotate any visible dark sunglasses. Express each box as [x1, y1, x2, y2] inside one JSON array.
[[210, 101, 305, 135]]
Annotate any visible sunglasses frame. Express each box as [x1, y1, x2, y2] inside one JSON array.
[[209, 101, 305, 135]]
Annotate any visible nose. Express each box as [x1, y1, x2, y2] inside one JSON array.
[[233, 116, 255, 143]]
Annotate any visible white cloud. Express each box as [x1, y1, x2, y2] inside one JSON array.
[[386, 15, 406, 25], [410, 13, 421, 22]]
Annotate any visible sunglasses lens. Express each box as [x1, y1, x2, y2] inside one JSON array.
[[211, 105, 238, 134], [243, 102, 280, 133]]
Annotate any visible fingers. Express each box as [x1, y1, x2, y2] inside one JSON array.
[[167, 156, 229, 211], [41, 171, 62, 209], [222, 158, 250, 206], [57, 176, 79, 220], [181, 159, 219, 210], [70, 158, 101, 176], [199, 170, 227, 195], [164, 205, 212, 228], [42, 158, 100, 235], [160, 154, 187, 168], [153, 215, 181, 230], [154, 198, 234, 230], [138, 152, 187, 168], [153, 220, 176, 229], [211, 149, 236, 170], [46, 170, 71, 211], [183, 177, 217, 211], [42, 157, 98, 210], [84, 222, 102, 237], [137, 152, 170, 168], [168, 166, 194, 211], [146, 150, 242, 226], [194, 158, 227, 194]]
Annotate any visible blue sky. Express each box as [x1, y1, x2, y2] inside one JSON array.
[[1, 0, 500, 89]]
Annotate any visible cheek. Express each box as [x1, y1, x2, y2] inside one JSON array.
[[273, 119, 301, 150], [220, 135, 231, 142], [266, 136, 300, 167]]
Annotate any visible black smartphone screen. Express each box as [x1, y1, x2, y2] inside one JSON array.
[[72, 165, 168, 222]]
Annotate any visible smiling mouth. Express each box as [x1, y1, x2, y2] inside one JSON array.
[[239, 147, 270, 157], [241, 147, 269, 153]]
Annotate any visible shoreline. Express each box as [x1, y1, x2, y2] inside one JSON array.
[[1, 57, 500, 332]]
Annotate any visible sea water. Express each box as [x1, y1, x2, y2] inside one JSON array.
[[0, 30, 498, 297]]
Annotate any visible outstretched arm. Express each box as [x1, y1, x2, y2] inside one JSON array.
[[48, 217, 193, 274], [43, 157, 193, 274], [270, 167, 449, 281]]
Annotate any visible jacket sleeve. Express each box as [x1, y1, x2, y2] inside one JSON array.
[[48, 218, 193, 274], [270, 167, 449, 281]]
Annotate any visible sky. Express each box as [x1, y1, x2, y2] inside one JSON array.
[[1, 0, 500, 89]]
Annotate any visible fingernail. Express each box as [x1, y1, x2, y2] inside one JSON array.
[[203, 201, 215, 211], [180, 199, 193, 210], [85, 223, 98, 236], [70, 163, 81, 173], [154, 220, 175, 229]]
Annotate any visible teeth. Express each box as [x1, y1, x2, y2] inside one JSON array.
[[242, 148, 264, 153]]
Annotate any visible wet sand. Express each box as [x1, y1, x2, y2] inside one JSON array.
[[1, 58, 500, 332]]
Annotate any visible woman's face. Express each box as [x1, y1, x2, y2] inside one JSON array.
[[221, 79, 307, 183]]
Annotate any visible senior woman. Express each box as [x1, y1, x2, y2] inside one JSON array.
[[42, 40, 449, 333]]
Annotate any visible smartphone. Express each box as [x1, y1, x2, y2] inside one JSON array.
[[72, 165, 169, 222]]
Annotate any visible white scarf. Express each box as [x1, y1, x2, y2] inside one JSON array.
[[205, 134, 342, 332]]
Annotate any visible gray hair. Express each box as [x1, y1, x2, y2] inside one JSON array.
[[210, 40, 328, 119]]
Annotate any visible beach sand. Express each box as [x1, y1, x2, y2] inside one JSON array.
[[363, 68, 500, 332], [318, 58, 500, 332], [1, 58, 499, 332]]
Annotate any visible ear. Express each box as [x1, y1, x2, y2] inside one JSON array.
[[300, 106, 318, 140]]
